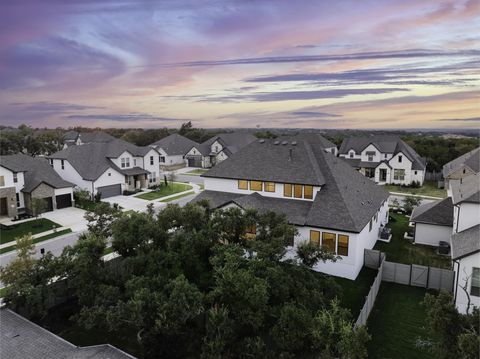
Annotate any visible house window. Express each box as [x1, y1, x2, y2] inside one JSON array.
[[264, 182, 275, 192], [349, 152, 354, 158], [338, 235, 349, 256], [121, 158, 126, 168], [0, 176, 4, 187], [16, 193, 20, 207], [245, 224, 256, 240], [368, 154, 374, 161], [238, 180, 248, 190], [471, 268, 480, 297], [160, 156, 165, 163], [294, 184, 303, 198], [215, 145, 219, 152], [49, 159, 54, 167], [108, 173, 111, 176], [322, 232, 336, 253], [150, 156, 154, 165], [369, 219, 373, 231], [284, 184, 292, 197], [149, 172, 157, 183], [398, 155, 402, 163], [13, 173, 18, 183], [384, 154, 388, 159], [250, 181, 262, 191], [61, 160, 65, 170], [393, 169, 405, 181], [285, 231, 295, 247], [304, 185, 313, 199], [310, 230, 320, 247], [414, 170, 417, 175]]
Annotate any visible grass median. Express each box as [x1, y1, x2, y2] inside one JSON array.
[[135, 183, 193, 201]]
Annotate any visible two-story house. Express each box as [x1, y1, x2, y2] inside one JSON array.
[[49, 139, 160, 198], [442, 147, 479, 189], [150, 133, 200, 169], [192, 137, 390, 280], [338, 136, 426, 186], [0, 154, 74, 218], [185, 132, 256, 168]]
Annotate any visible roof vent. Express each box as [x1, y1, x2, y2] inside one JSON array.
[[259, 139, 265, 144], [274, 141, 280, 145], [361, 201, 365, 205], [281, 141, 288, 145], [291, 141, 297, 146]]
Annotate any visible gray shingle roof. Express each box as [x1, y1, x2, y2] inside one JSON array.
[[202, 132, 257, 154], [49, 139, 156, 181], [451, 224, 480, 260], [443, 147, 480, 178], [150, 134, 199, 156], [78, 131, 116, 144], [411, 197, 453, 226], [0, 309, 136, 359], [450, 173, 480, 205], [291, 133, 337, 149], [0, 154, 73, 193], [197, 139, 389, 233], [338, 136, 426, 170]]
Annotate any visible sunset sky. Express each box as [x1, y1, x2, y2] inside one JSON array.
[[0, 0, 479, 129]]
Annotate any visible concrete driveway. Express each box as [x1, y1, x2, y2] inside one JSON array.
[[103, 194, 158, 212], [42, 207, 88, 232]]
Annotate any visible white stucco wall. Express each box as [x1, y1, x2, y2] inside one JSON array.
[[0, 166, 26, 208], [454, 202, 480, 233], [204, 177, 321, 201], [110, 151, 134, 169], [411, 169, 425, 185], [51, 159, 93, 193], [54, 187, 73, 196], [455, 253, 480, 314], [360, 144, 382, 162], [389, 152, 413, 185], [93, 168, 126, 193], [414, 223, 453, 246], [143, 149, 160, 184], [215, 151, 229, 164], [211, 140, 223, 153]]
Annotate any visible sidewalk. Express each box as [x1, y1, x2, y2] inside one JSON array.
[[0, 227, 69, 250], [388, 191, 443, 200]]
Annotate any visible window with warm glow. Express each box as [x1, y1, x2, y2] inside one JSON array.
[[238, 180, 248, 190], [294, 184, 302, 198], [284, 184, 292, 197], [245, 224, 257, 240], [322, 232, 336, 253], [338, 235, 349, 256], [304, 185, 313, 199], [310, 230, 320, 247], [264, 182, 275, 192], [250, 181, 262, 191]]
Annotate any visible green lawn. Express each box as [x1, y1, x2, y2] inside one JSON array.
[[334, 267, 378, 318], [374, 213, 451, 269], [135, 183, 193, 200], [0, 229, 73, 254], [75, 200, 99, 212], [367, 283, 435, 359], [0, 287, 7, 297], [0, 218, 61, 245], [160, 191, 195, 203], [384, 180, 446, 198], [184, 169, 208, 176]]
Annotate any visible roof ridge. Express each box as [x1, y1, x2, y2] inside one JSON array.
[[302, 140, 325, 185]]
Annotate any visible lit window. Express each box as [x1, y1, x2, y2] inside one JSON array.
[[310, 230, 320, 247], [394, 169, 405, 181], [238, 180, 248, 190], [471, 268, 480, 297], [264, 182, 275, 192], [304, 185, 313, 199], [13, 173, 18, 183], [284, 184, 292, 197], [338, 235, 349, 256], [250, 181, 262, 191], [322, 232, 336, 253], [294, 184, 302, 198], [245, 224, 256, 240], [398, 155, 402, 163]]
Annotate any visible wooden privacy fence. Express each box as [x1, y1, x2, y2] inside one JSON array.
[[355, 249, 455, 327]]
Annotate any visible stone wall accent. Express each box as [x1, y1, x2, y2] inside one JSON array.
[[0, 187, 18, 217]]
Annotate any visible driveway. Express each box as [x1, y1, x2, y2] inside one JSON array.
[[42, 207, 88, 232], [103, 194, 155, 212]]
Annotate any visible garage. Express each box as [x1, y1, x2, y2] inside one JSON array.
[[187, 156, 202, 168], [55, 194, 72, 209], [96, 184, 122, 199]]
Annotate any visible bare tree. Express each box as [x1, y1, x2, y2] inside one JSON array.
[[459, 268, 473, 315]]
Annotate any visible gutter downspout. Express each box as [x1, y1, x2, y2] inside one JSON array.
[[453, 259, 460, 304]]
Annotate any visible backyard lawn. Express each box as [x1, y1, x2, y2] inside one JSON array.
[[334, 267, 378, 318], [0, 218, 61, 245], [384, 180, 446, 198], [367, 283, 435, 359], [184, 169, 208, 176], [135, 182, 193, 200], [374, 213, 451, 269]]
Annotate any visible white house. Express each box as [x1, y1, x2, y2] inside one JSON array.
[[410, 197, 453, 247], [150, 133, 199, 169], [0, 154, 74, 218], [338, 136, 426, 186], [443, 147, 479, 189], [62, 130, 116, 148], [49, 139, 161, 199], [192, 136, 390, 280]]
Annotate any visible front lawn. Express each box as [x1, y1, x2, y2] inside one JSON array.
[[384, 180, 446, 198], [184, 169, 208, 176], [0, 229, 73, 254], [135, 183, 193, 201], [374, 213, 451, 269], [75, 200, 100, 212], [0, 218, 61, 245], [160, 191, 195, 203], [334, 267, 378, 318], [367, 283, 435, 359]]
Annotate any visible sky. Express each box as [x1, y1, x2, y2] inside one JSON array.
[[0, 0, 479, 130]]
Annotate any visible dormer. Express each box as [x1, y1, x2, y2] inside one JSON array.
[[348, 149, 355, 158]]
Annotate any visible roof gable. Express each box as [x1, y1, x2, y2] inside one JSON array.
[[151, 134, 199, 156]]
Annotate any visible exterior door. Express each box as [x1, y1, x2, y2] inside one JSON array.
[[380, 169, 387, 181], [0, 198, 7, 216]]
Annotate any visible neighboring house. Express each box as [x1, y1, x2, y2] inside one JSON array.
[[63, 130, 116, 148], [0, 309, 136, 359], [338, 136, 426, 185], [442, 147, 479, 188], [49, 139, 160, 198], [192, 137, 390, 280], [150, 133, 199, 168], [410, 197, 453, 246], [0, 154, 74, 218], [185, 132, 256, 168]]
